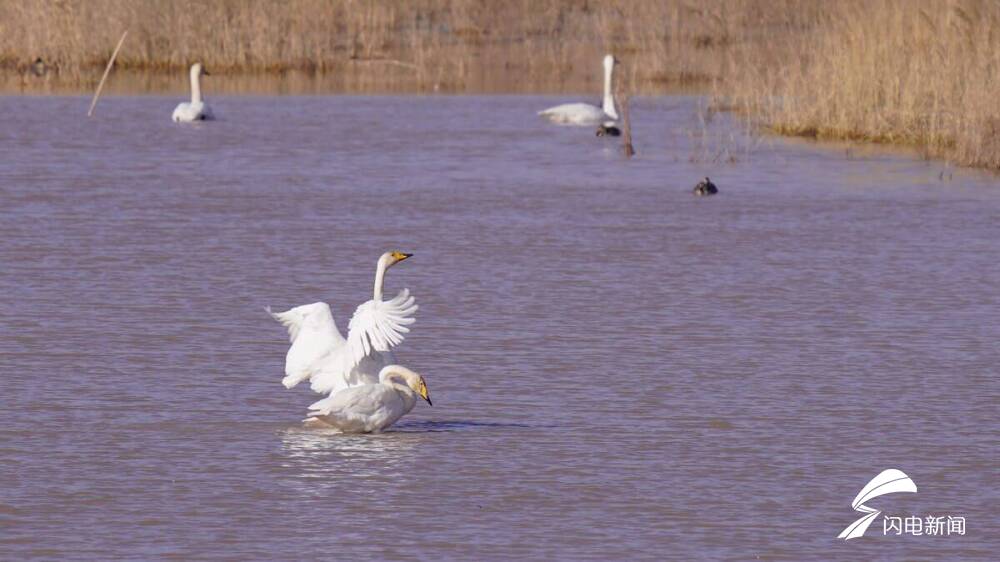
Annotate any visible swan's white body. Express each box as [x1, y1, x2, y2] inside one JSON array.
[[306, 365, 431, 433], [539, 54, 619, 126], [269, 252, 417, 396], [172, 63, 213, 122]]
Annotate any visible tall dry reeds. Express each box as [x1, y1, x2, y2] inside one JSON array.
[[723, 0, 1000, 169], [0, 0, 797, 91]]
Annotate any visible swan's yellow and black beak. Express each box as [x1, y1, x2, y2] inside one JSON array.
[[418, 379, 432, 406], [391, 251, 413, 262], [203, 68, 211, 76]]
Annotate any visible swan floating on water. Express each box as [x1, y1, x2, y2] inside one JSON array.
[[693, 177, 719, 196], [305, 364, 432, 433], [172, 63, 214, 122], [268, 251, 417, 396], [538, 54, 619, 126]]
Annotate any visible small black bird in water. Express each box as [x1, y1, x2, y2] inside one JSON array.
[[596, 124, 621, 137], [693, 177, 718, 196]]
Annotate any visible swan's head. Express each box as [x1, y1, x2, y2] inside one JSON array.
[[191, 62, 210, 77], [414, 375, 432, 406], [603, 54, 618, 70], [380, 250, 413, 269], [379, 365, 432, 406]]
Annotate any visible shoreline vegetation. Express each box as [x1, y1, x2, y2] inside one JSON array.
[[3, 0, 998, 169]]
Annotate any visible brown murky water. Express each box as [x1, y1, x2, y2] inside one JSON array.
[[1, 95, 997, 560]]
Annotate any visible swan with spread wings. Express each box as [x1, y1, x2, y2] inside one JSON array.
[[268, 251, 417, 396]]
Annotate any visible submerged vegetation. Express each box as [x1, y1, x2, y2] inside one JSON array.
[[2, 0, 998, 168]]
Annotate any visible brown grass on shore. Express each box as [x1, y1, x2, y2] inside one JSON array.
[[723, 0, 1000, 169], [0, 0, 806, 91]]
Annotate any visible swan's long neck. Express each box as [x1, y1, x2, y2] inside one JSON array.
[[602, 61, 617, 119], [380, 366, 416, 394], [373, 255, 390, 302], [380, 366, 409, 385], [190, 67, 202, 104], [378, 365, 421, 412]]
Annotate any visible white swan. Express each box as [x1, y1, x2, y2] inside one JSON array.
[[305, 365, 431, 433], [269, 251, 417, 395], [538, 54, 619, 126], [171, 63, 214, 122]]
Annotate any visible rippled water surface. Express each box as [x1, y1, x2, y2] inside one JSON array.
[[1, 96, 998, 560]]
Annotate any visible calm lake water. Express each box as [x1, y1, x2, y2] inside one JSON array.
[[1, 95, 997, 560]]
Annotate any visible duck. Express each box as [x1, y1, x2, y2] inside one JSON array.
[[693, 177, 718, 196], [31, 57, 48, 77], [596, 124, 621, 137]]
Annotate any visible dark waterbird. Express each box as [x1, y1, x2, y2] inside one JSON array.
[[596, 124, 621, 137], [31, 57, 48, 77], [693, 177, 718, 196]]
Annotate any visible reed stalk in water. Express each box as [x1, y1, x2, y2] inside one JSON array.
[[617, 91, 635, 158], [87, 30, 128, 117]]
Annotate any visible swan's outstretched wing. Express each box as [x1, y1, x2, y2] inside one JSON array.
[[345, 289, 418, 365], [269, 291, 416, 395], [267, 302, 346, 389], [307, 347, 381, 395]]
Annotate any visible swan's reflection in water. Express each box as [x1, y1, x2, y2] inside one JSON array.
[[277, 420, 528, 496], [277, 426, 425, 496]]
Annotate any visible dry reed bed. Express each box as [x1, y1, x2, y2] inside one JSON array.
[[724, 0, 1000, 169], [0, 0, 806, 90]]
